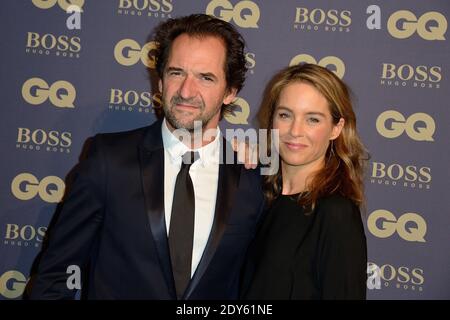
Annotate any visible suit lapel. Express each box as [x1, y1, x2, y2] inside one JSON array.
[[184, 138, 241, 299], [139, 120, 176, 298]]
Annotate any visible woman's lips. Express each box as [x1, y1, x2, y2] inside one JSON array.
[[284, 141, 308, 150]]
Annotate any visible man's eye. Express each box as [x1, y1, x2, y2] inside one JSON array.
[[202, 76, 214, 82], [169, 71, 181, 76]]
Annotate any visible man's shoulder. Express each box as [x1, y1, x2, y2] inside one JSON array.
[[94, 120, 161, 149]]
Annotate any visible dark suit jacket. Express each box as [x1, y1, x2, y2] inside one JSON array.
[[29, 120, 265, 299]]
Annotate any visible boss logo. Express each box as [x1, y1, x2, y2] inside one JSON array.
[[371, 162, 431, 183], [119, 0, 173, 15], [206, 0, 260, 28], [4, 224, 46, 244], [294, 7, 351, 32], [17, 128, 72, 148], [109, 89, 162, 112], [26, 32, 81, 57], [22, 78, 76, 108], [381, 63, 441, 89], [368, 262, 424, 292]]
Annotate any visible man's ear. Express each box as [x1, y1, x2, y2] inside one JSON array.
[[331, 118, 345, 140], [223, 87, 237, 105]]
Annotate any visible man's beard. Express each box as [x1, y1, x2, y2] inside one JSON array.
[[163, 94, 220, 132]]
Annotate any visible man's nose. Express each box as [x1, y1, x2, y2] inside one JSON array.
[[178, 76, 196, 100]]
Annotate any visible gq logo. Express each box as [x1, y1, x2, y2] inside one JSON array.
[[206, 0, 260, 28], [289, 54, 345, 79], [114, 39, 158, 68], [22, 78, 76, 108], [11, 173, 65, 203], [32, 0, 84, 10], [387, 10, 447, 40], [367, 210, 427, 242], [376, 110, 435, 141], [224, 97, 250, 125], [0, 271, 27, 299]]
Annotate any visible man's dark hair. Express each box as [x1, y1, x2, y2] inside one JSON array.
[[153, 13, 248, 115]]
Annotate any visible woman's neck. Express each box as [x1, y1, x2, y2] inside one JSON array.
[[281, 158, 324, 195]]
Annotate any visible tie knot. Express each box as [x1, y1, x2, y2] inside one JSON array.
[[181, 151, 199, 167]]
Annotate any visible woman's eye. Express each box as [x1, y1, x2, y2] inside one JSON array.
[[307, 117, 320, 123], [278, 112, 290, 119]]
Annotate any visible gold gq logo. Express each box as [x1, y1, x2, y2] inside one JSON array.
[[0, 271, 27, 299], [114, 39, 158, 68], [376, 110, 435, 141], [22, 78, 76, 108], [367, 210, 427, 242], [11, 173, 65, 203], [387, 10, 447, 40], [32, 0, 85, 10], [224, 97, 251, 125], [206, 0, 260, 28], [289, 54, 345, 79]]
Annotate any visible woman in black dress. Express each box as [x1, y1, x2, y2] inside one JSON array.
[[241, 64, 368, 300]]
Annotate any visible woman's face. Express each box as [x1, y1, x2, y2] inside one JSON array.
[[273, 82, 344, 172]]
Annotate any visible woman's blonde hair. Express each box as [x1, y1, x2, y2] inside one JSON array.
[[259, 64, 369, 211]]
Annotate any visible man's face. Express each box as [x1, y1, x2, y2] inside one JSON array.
[[159, 34, 237, 132]]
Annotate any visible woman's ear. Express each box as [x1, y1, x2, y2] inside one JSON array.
[[331, 118, 345, 140]]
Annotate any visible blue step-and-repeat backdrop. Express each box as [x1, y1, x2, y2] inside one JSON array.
[[0, 0, 449, 299]]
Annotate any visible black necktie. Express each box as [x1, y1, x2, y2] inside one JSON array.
[[169, 151, 199, 299]]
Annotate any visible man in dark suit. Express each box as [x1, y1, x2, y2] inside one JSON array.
[[28, 14, 264, 300]]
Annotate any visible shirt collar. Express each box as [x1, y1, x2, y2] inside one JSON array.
[[161, 118, 220, 167]]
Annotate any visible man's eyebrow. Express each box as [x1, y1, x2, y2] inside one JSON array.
[[165, 66, 183, 73], [199, 72, 218, 80]]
